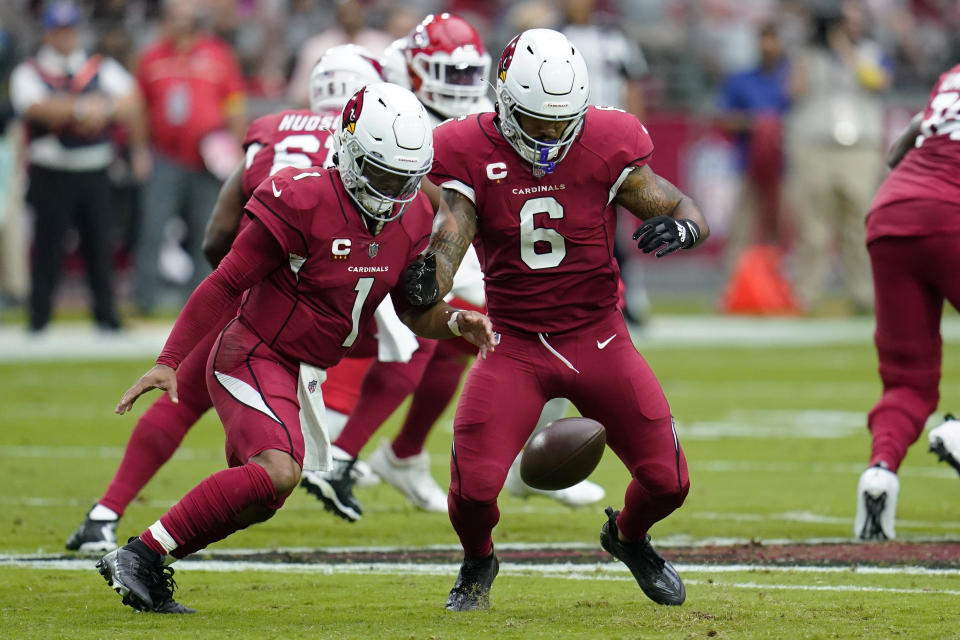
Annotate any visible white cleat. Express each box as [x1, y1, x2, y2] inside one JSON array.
[[504, 458, 605, 507], [853, 465, 899, 541], [929, 415, 960, 477], [367, 441, 448, 512], [352, 459, 381, 488]]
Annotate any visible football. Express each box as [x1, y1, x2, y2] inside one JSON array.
[[519, 418, 606, 491]]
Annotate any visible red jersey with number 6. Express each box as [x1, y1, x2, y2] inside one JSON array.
[[241, 108, 340, 198], [430, 106, 653, 333], [240, 166, 433, 368], [867, 64, 960, 243]]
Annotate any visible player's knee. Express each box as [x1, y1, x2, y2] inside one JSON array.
[[250, 449, 302, 495], [635, 466, 688, 510]]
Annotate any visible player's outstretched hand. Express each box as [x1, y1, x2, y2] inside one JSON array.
[[405, 252, 439, 307], [457, 310, 497, 359], [633, 216, 700, 258], [116, 364, 178, 415]]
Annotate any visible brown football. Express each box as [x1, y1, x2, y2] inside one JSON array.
[[519, 418, 606, 491]]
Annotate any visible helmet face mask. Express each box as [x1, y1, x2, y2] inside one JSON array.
[[404, 13, 491, 118], [336, 83, 433, 224], [495, 30, 590, 177]]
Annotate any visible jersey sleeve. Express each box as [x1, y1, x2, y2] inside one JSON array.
[[430, 117, 478, 205], [244, 165, 323, 260], [595, 107, 655, 199], [241, 114, 278, 197]]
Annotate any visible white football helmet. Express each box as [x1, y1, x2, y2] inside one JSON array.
[[309, 44, 384, 113], [495, 29, 589, 176], [403, 13, 491, 119], [335, 82, 433, 223]]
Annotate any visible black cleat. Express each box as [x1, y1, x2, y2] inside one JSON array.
[[600, 507, 685, 605], [96, 538, 195, 613], [445, 552, 499, 611], [301, 460, 363, 522], [66, 507, 118, 553]]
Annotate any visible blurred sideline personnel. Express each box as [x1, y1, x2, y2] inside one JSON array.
[[65, 47, 383, 554], [854, 63, 960, 541], [10, 1, 145, 332], [715, 23, 792, 270], [305, 14, 603, 522], [98, 82, 496, 614], [132, 0, 247, 315], [410, 29, 709, 611], [787, 2, 891, 313]]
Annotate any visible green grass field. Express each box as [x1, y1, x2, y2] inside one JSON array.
[[2, 317, 959, 638]]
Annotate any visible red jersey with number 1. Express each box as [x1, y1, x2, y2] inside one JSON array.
[[867, 64, 960, 243], [430, 106, 653, 334], [240, 166, 433, 368]]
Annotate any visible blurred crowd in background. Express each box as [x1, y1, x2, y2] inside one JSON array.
[[0, 0, 956, 330]]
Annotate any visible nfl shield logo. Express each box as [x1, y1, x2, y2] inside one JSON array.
[[307, 379, 318, 394], [368, 242, 379, 258]]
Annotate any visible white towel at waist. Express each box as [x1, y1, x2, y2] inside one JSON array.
[[374, 297, 418, 363], [297, 363, 331, 472]]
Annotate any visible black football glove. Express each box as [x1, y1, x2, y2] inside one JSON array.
[[633, 216, 701, 258], [405, 251, 440, 307]]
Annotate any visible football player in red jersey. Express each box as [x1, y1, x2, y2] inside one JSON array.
[[96, 83, 495, 614], [409, 29, 710, 610], [854, 64, 960, 541], [313, 14, 606, 521], [64, 47, 384, 554]]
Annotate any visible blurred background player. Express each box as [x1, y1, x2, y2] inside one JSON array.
[[131, 0, 247, 316], [415, 28, 708, 611], [302, 13, 604, 523], [10, 1, 145, 333], [854, 62, 960, 541], [65, 45, 383, 553]]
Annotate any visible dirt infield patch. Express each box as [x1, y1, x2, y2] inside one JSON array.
[[190, 541, 960, 569]]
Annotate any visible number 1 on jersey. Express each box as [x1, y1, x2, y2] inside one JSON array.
[[342, 277, 374, 347]]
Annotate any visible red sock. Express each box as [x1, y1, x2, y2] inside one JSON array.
[[99, 395, 204, 516], [139, 462, 277, 557], [334, 341, 437, 457], [868, 407, 925, 473], [448, 492, 498, 558], [391, 354, 467, 459]]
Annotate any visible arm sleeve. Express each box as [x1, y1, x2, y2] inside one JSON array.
[[157, 218, 283, 368], [243, 167, 313, 258], [9, 63, 47, 115], [98, 57, 135, 97]]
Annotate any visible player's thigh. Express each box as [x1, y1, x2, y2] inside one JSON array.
[[870, 238, 943, 376], [567, 337, 677, 474], [928, 233, 960, 316], [451, 346, 547, 501], [207, 322, 304, 468]]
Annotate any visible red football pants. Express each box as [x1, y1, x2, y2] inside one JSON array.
[[448, 311, 688, 557], [867, 233, 960, 471]]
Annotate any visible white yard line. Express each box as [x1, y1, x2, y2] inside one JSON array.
[[2, 555, 959, 596], [5, 316, 960, 362], [4, 493, 960, 531]]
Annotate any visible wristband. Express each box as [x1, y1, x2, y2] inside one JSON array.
[[447, 311, 462, 337]]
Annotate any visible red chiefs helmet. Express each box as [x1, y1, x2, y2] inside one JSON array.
[[403, 13, 491, 118]]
